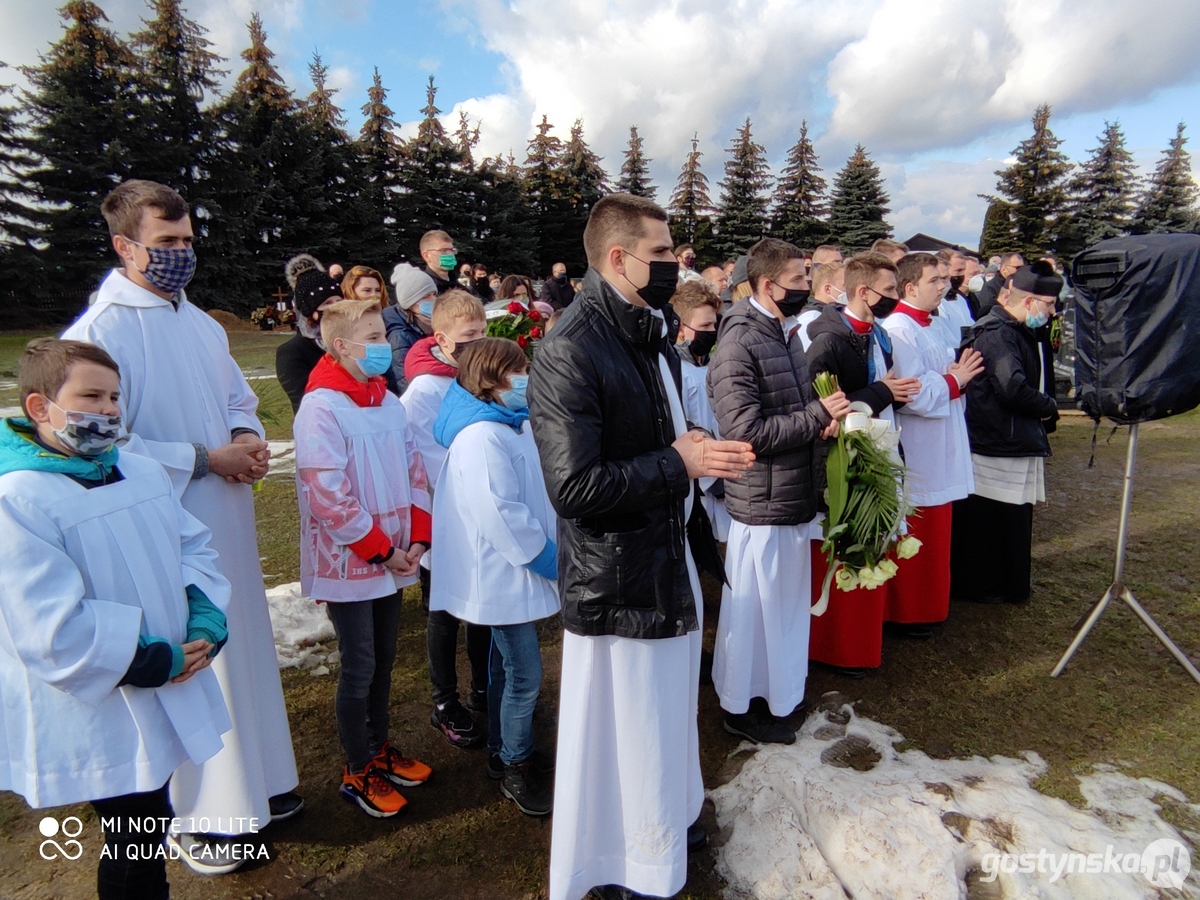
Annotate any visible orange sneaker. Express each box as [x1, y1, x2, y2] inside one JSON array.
[[339, 764, 408, 817], [373, 741, 433, 787]]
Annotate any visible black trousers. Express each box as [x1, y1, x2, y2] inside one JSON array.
[[90, 781, 172, 900], [325, 591, 404, 771], [421, 566, 491, 706], [950, 493, 1034, 603]]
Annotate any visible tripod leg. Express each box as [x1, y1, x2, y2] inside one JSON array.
[[1119, 588, 1200, 685], [1051, 586, 1115, 677]]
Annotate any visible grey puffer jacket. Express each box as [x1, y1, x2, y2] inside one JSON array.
[[707, 300, 832, 526]]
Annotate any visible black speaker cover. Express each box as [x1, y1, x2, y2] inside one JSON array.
[[1072, 233, 1200, 424]]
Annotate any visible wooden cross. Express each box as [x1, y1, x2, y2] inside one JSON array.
[[271, 287, 289, 302]]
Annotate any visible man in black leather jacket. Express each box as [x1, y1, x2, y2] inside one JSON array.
[[529, 194, 754, 900], [951, 266, 1062, 605]]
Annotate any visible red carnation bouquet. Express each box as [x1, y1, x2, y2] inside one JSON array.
[[486, 301, 544, 358]]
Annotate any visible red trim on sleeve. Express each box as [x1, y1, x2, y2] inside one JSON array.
[[410, 506, 432, 547], [943, 374, 962, 400], [348, 523, 392, 562]]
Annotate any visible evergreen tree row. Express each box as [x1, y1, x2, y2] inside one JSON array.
[[980, 104, 1199, 259], [0, 3, 1195, 314]]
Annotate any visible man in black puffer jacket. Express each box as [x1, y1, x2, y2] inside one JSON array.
[[951, 265, 1062, 605], [529, 194, 754, 900], [707, 238, 850, 745]]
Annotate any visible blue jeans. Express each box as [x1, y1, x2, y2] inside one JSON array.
[[485, 622, 542, 766]]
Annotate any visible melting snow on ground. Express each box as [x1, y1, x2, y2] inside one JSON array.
[[265, 440, 295, 477], [710, 696, 1198, 899], [265, 581, 338, 675]]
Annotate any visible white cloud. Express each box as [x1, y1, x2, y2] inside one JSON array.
[[886, 157, 1005, 249], [827, 0, 1200, 153]]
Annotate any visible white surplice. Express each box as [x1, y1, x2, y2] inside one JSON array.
[[0, 451, 231, 808], [399, 373, 454, 487], [932, 293, 975, 353], [549, 302, 704, 900], [63, 270, 297, 832], [883, 311, 974, 507]]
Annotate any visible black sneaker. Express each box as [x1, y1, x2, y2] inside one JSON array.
[[687, 822, 708, 853], [723, 710, 797, 745], [268, 791, 305, 822], [464, 688, 488, 714], [431, 698, 485, 749], [487, 748, 555, 780], [501, 761, 552, 816]]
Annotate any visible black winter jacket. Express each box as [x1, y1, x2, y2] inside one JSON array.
[[528, 269, 717, 640], [539, 276, 576, 310], [961, 306, 1058, 458], [804, 303, 895, 416], [707, 300, 831, 526]]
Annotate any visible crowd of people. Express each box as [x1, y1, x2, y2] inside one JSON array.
[[0, 178, 1066, 900]]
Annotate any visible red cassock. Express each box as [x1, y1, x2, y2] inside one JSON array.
[[884, 503, 953, 624], [808, 541, 887, 669]]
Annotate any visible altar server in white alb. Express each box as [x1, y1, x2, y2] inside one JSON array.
[[707, 238, 849, 745], [0, 339, 231, 900], [430, 338, 559, 817], [529, 194, 755, 900], [63, 180, 300, 874], [883, 253, 985, 629]]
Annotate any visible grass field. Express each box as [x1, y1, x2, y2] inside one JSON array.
[[1, 330, 1198, 899]]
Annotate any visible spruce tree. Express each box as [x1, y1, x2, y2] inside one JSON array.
[[355, 67, 402, 266], [978, 198, 1016, 259], [770, 121, 829, 249], [668, 133, 714, 252], [302, 51, 346, 130], [615, 125, 656, 198], [523, 115, 572, 273], [20, 1, 139, 292], [827, 144, 892, 252], [0, 75, 38, 291], [1056, 121, 1138, 256], [1131, 123, 1199, 235], [453, 111, 480, 170], [557, 118, 607, 271], [128, 0, 223, 198], [474, 155, 538, 276], [395, 76, 477, 263], [714, 118, 772, 259], [993, 104, 1072, 257]]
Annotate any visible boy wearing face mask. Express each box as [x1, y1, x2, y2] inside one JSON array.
[[796, 261, 846, 351], [430, 338, 560, 816], [707, 238, 850, 743], [399, 290, 493, 749], [294, 300, 434, 817], [384, 262, 438, 394], [671, 280, 731, 542], [0, 338, 232, 898]]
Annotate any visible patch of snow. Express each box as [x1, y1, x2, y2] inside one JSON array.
[[710, 700, 1198, 899], [266, 582, 338, 674]]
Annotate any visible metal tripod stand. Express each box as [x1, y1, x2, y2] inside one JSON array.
[[1051, 423, 1200, 683]]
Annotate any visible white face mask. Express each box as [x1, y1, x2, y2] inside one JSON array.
[[829, 287, 847, 305]]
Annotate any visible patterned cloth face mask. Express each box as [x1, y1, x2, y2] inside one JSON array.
[[124, 238, 197, 295], [49, 402, 122, 456]]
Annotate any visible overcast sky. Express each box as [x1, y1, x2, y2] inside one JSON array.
[[2, 0, 1198, 250]]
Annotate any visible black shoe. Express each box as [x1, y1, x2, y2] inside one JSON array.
[[431, 698, 485, 749], [723, 710, 796, 745], [488, 748, 555, 780], [589, 885, 652, 900], [699, 648, 714, 686], [268, 791, 305, 822], [465, 688, 488, 714], [501, 761, 552, 816], [832, 666, 867, 679], [687, 822, 708, 853]]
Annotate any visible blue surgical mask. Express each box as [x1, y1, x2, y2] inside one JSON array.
[[345, 340, 393, 377], [1026, 309, 1050, 329], [499, 374, 529, 411], [418, 300, 435, 318]]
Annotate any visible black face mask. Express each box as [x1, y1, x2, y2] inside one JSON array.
[[554, 273, 568, 283], [949, 275, 965, 292], [688, 329, 718, 359], [625, 254, 679, 310], [867, 287, 901, 318], [776, 287, 810, 318]]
